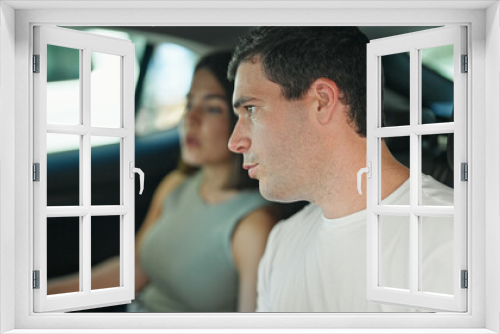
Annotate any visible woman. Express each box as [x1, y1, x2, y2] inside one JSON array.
[[48, 51, 278, 313]]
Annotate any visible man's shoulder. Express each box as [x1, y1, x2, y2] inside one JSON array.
[[421, 174, 454, 206]]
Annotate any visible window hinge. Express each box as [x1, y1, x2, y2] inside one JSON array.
[[33, 54, 40, 73], [461, 270, 468, 289], [461, 162, 468, 181], [33, 163, 40, 182], [33, 270, 40, 289], [461, 54, 468, 73]]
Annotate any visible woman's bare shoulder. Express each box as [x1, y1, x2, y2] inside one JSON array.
[[154, 170, 188, 200]]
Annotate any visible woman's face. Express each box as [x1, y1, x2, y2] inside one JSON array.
[[179, 69, 233, 167]]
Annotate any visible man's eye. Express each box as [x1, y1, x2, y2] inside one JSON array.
[[245, 106, 256, 115]]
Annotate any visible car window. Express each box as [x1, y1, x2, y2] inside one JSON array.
[[46, 28, 145, 153], [47, 27, 198, 152], [135, 43, 198, 136]]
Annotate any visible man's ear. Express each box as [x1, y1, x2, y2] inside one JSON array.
[[310, 78, 340, 125]]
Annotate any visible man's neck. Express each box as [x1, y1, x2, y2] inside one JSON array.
[[318, 143, 409, 220]]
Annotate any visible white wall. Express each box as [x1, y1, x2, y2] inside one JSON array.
[[485, 2, 500, 333], [0, 2, 16, 333]]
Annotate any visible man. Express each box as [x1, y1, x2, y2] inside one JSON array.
[[227, 27, 454, 312]]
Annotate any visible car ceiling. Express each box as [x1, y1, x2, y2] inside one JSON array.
[[81, 26, 438, 48]]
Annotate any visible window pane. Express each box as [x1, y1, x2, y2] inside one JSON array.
[[47, 45, 80, 125], [48, 217, 80, 295], [381, 136, 410, 205], [379, 215, 410, 290], [91, 52, 121, 128], [91, 137, 121, 205], [420, 45, 454, 125], [136, 43, 198, 135], [47, 134, 80, 206], [381, 52, 410, 128], [421, 134, 454, 205], [420, 216, 454, 295], [91, 215, 121, 290]]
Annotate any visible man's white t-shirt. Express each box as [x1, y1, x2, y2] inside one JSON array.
[[257, 175, 454, 312]]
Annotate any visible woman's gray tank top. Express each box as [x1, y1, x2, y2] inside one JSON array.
[[138, 171, 269, 312]]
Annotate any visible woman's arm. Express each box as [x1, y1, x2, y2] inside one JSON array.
[[47, 170, 186, 295], [231, 206, 279, 312]]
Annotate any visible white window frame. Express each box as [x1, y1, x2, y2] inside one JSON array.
[[33, 25, 136, 313], [366, 26, 467, 312], [1, 1, 499, 333]]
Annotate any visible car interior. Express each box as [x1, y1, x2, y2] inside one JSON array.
[[45, 25, 454, 312]]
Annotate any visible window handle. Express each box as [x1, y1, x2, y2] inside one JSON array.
[[129, 162, 145, 195], [357, 162, 371, 195]]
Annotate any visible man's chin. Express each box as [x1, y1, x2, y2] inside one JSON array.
[[258, 182, 302, 203]]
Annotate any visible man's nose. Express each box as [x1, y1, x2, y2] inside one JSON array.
[[228, 120, 250, 154]]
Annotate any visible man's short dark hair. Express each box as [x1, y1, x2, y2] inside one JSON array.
[[228, 27, 370, 137]]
